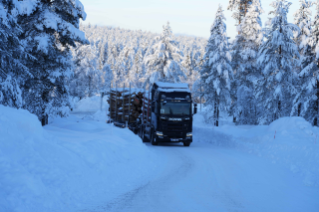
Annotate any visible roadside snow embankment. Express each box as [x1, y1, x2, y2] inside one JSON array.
[[0, 102, 159, 212], [194, 114, 319, 187]]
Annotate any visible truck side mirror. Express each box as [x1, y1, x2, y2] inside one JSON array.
[[194, 103, 197, 115]]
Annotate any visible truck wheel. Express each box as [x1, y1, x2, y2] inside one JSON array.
[[150, 130, 158, 146], [141, 128, 149, 142], [183, 141, 191, 147]]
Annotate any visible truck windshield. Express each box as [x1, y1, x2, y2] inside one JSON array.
[[160, 102, 190, 116]]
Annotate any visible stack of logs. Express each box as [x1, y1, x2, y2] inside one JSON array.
[[107, 90, 146, 124]]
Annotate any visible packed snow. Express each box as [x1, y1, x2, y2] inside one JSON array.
[[0, 97, 163, 212], [0, 96, 319, 212]]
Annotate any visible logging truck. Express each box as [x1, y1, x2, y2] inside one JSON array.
[[107, 82, 197, 146]]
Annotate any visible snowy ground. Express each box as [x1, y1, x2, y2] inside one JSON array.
[[1, 95, 319, 212]]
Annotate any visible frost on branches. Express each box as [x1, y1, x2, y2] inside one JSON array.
[[256, 0, 299, 125], [18, 0, 88, 125], [200, 5, 233, 126], [227, 0, 252, 25], [74, 24, 206, 93], [0, 0, 32, 108], [292, 0, 319, 125], [293, 0, 313, 55], [229, 0, 263, 125], [144, 22, 186, 85], [70, 44, 103, 99]]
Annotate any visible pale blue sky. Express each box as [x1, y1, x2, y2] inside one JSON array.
[[80, 0, 305, 39]]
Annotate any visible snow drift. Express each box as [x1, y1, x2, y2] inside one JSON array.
[[0, 103, 159, 212], [195, 113, 319, 187]]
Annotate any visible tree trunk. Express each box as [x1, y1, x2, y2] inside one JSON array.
[[316, 79, 319, 126], [214, 97, 219, 127], [216, 102, 219, 127], [298, 103, 301, 117], [89, 76, 91, 97], [41, 112, 48, 126], [277, 100, 281, 121]]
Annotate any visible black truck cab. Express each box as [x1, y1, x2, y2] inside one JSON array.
[[147, 82, 197, 146]]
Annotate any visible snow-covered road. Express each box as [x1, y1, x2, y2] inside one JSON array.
[[89, 138, 319, 212], [2, 97, 318, 212]]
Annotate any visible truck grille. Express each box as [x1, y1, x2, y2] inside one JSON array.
[[161, 121, 188, 137]]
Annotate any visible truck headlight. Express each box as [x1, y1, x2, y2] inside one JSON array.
[[156, 131, 164, 136], [186, 132, 192, 137]]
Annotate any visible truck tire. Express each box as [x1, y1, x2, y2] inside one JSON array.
[[183, 141, 191, 147], [150, 130, 158, 146], [141, 128, 149, 143]]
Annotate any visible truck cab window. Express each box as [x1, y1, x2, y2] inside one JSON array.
[[160, 102, 190, 116]]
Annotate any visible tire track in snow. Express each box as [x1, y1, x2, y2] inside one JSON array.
[[90, 145, 195, 212]]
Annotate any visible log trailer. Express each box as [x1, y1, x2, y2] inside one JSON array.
[[107, 82, 197, 146]]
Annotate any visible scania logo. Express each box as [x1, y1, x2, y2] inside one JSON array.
[[169, 118, 182, 121]]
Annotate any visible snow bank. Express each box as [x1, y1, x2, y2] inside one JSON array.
[[0, 103, 160, 212], [72, 95, 108, 113], [194, 114, 319, 187]]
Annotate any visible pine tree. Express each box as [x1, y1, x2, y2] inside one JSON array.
[[256, 0, 299, 125], [70, 44, 101, 98], [229, 0, 263, 125], [18, 0, 88, 125], [292, 0, 319, 125], [129, 49, 145, 88], [293, 0, 313, 54], [100, 63, 113, 92], [74, 23, 207, 92], [228, 0, 252, 25], [98, 39, 108, 70], [0, 0, 32, 108], [144, 22, 186, 85], [200, 5, 233, 126]]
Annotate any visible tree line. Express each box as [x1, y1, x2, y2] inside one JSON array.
[[2, 0, 319, 127], [201, 0, 319, 126], [69, 23, 207, 99]]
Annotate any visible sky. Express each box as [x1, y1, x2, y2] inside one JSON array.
[[80, 0, 309, 39]]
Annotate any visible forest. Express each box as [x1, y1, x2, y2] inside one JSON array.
[[1, 0, 319, 127]]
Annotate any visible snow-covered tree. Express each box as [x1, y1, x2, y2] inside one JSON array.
[[182, 50, 200, 90], [100, 64, 114, 92], [144, 22, 186, 85], [200, 5, 233, 126], [71, 24, 207, 91], [98, 39, 108, 70], [255, 0, 299, 125], [292, 0, 319, 125], [0, 0, 33, 108], [228, 0, 252, 25], [69, 44, 101, 98], [229, 0, 263, 125], [128, 49, 145, 88], [19, 0, 88, 125], [293, 0, 313, 54]]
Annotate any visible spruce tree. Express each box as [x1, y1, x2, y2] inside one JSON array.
[[200, 5, 233, 126], [228, 0, 252, 25], [256, 0, 299, 125], [0, 0, 32, 108], [18, 0, 88, 125], [129, 49, 145, 88], [229, 0, 263, 125], [144, 22, 186, 85], [292, 0, 319, 125], [293, 0, 313, 54]]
